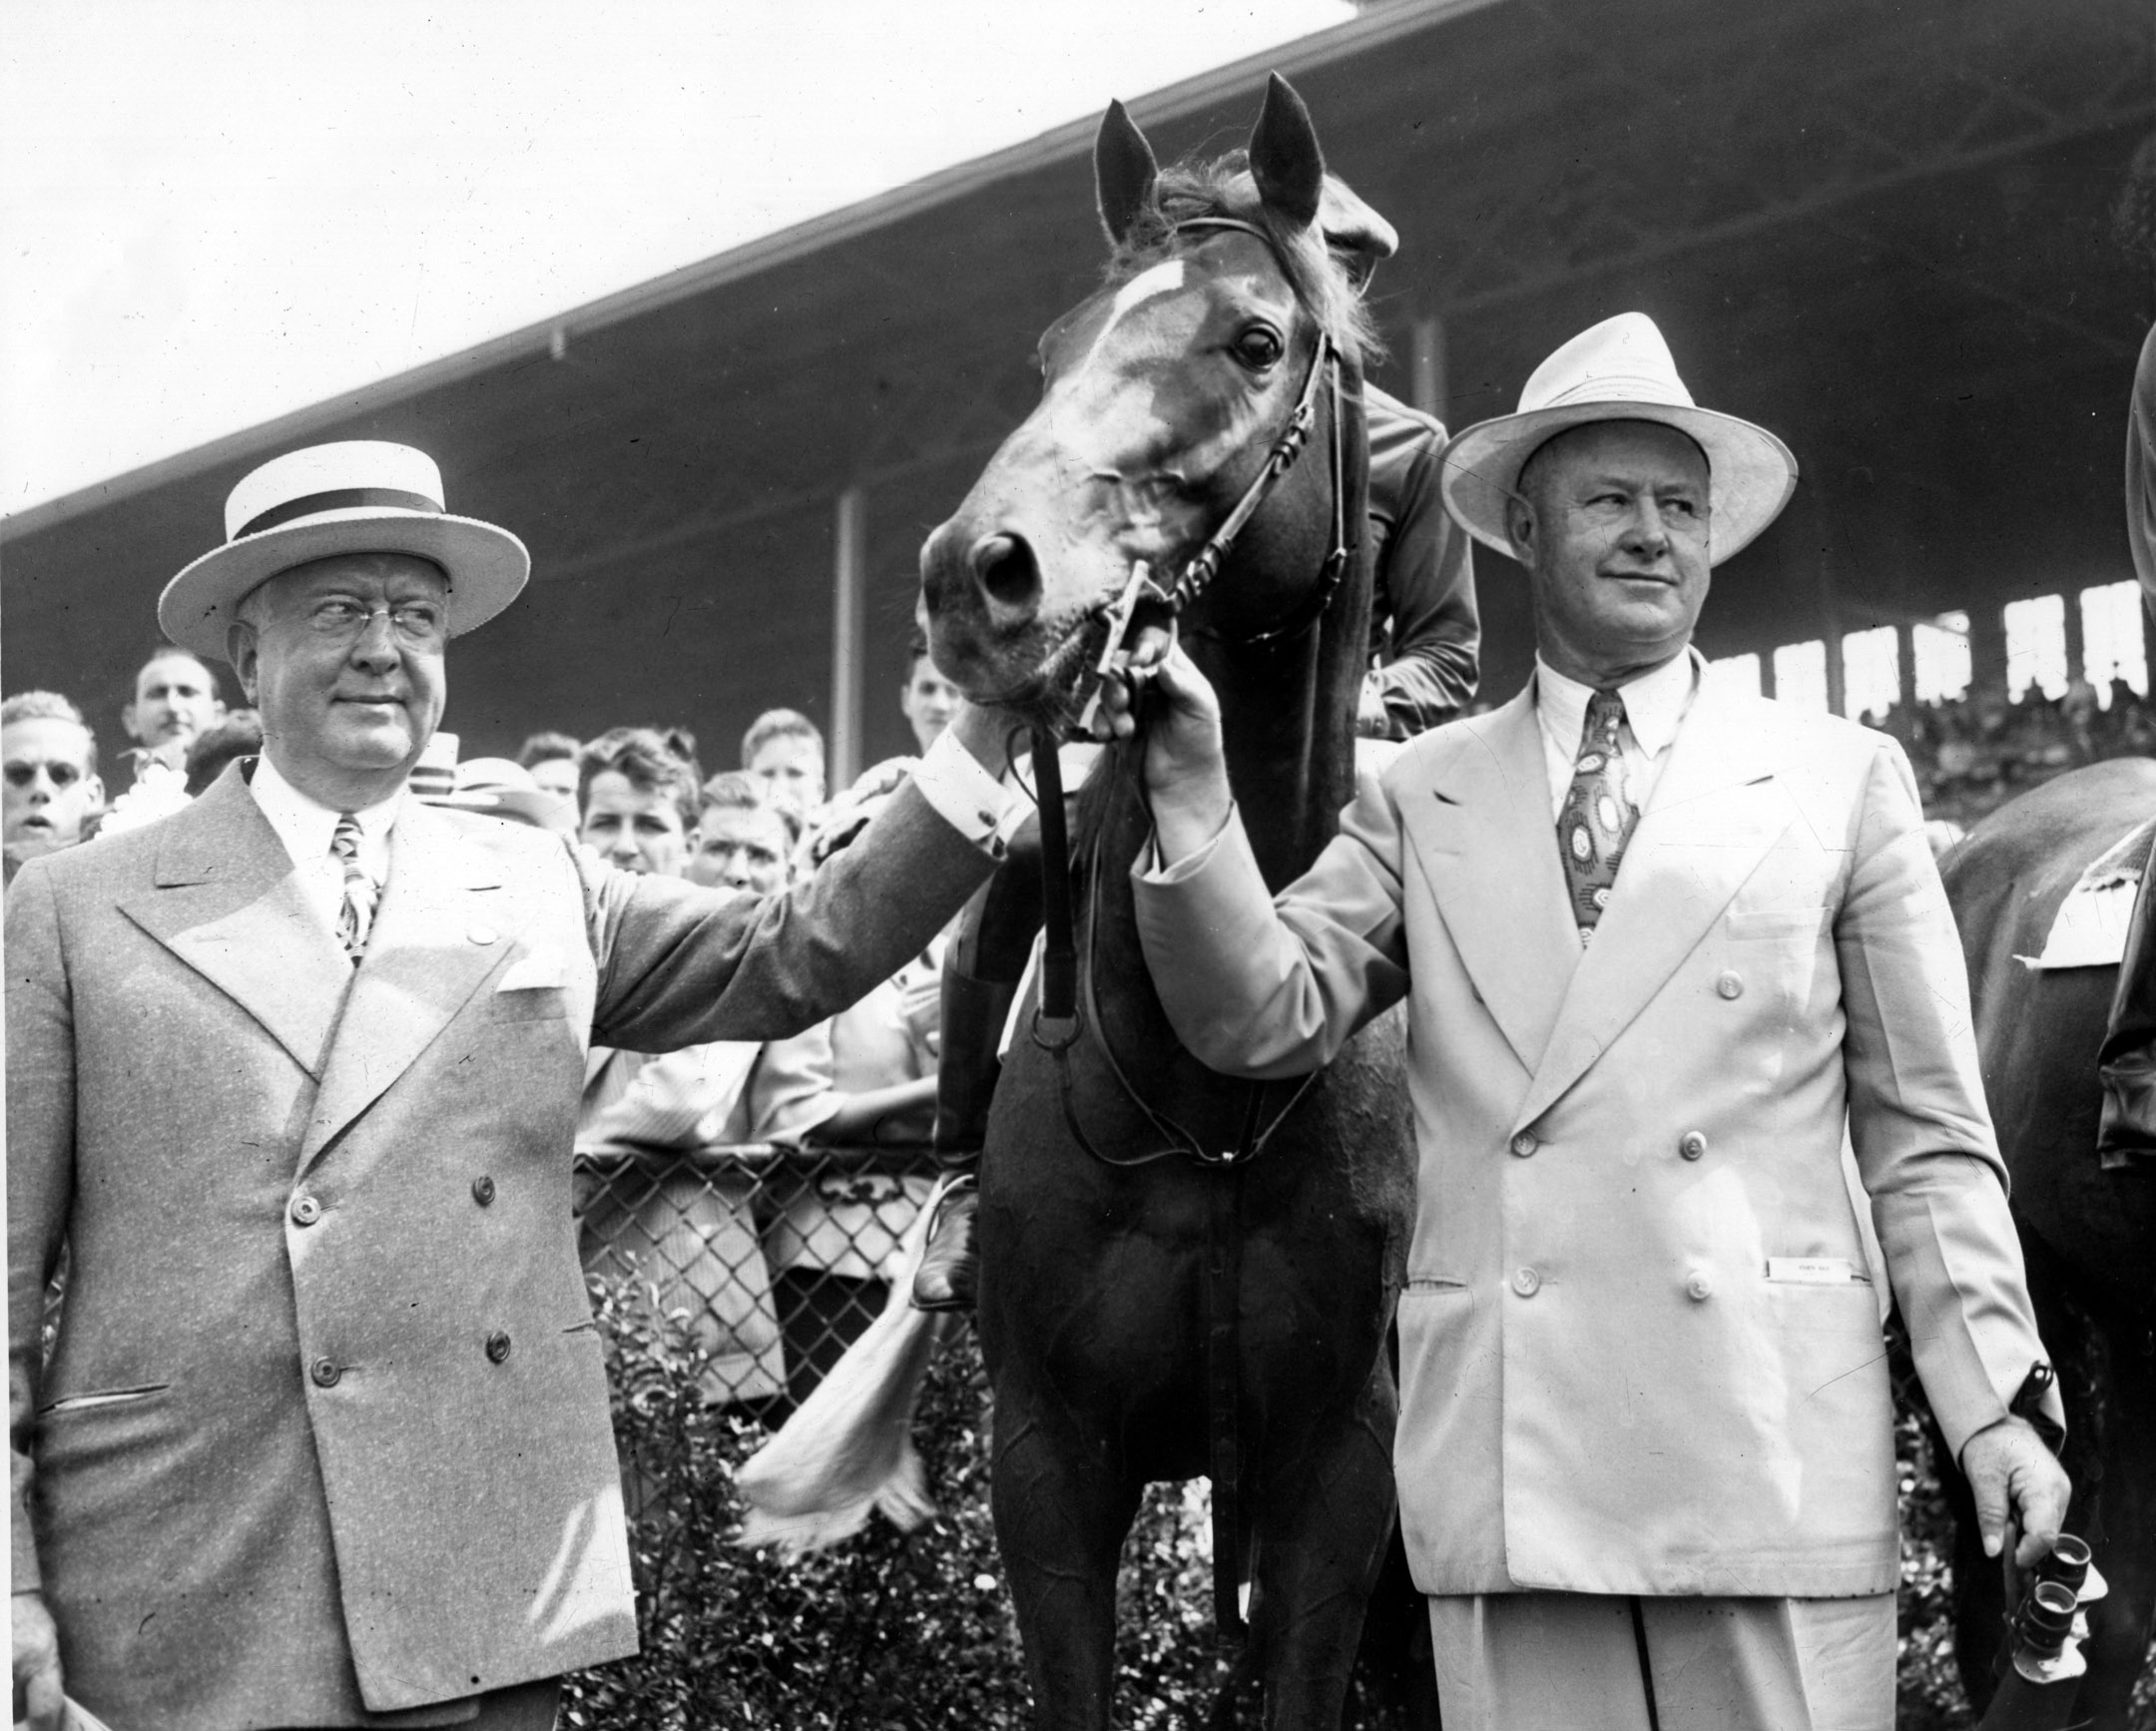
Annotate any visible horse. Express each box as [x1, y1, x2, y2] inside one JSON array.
[[1938, 758, 2156, 1730], [917, 77, 1417, 1730]]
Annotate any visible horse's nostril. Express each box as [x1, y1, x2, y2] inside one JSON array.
[[970, 533, 1041, 621]]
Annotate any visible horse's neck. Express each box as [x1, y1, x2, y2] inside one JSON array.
[[1203, 630, 1351, 890]]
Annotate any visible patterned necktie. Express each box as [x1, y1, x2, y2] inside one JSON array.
[[1558, 689, 1640, 945], [329, 813, 378, 962]]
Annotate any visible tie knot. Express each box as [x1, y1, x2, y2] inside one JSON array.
[[1585, 688, 1626, 747], [330, 813, 362, 859]]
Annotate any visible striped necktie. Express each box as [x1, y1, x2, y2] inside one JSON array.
[[329, 812, 378, 962], [1558, 689, 1639, 945]]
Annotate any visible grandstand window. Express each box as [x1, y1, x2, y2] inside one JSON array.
[[1912, 612, 1971, 705], [2004, 595, 2068, 702], [1704, 653, 1762, 698], [1772, 640, 1829, 711], [2079, 580, 2147, 705], [1840, 626, 1899, 722]]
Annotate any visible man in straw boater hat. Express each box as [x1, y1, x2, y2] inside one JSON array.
[[1092, 311, 2069, 1727], [7, 440, 1022, 1729]]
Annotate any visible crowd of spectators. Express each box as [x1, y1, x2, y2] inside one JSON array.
[[1866, 675, 2156, 828]]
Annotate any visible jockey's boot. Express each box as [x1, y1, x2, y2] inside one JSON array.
[[911, 967, 1017, 1312], [2097, 859, 2156, 1166]]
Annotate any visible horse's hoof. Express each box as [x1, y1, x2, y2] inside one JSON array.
[[911, 1180, 980, 1313]]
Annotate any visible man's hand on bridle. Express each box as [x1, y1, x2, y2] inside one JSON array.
[[1089, 623, 1234, 866]]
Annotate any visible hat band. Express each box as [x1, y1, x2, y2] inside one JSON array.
[[237, 487, 442, 540]]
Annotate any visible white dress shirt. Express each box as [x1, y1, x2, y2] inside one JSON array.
[[249, 753, 401, 938], [1533, 648, 1700, 822]]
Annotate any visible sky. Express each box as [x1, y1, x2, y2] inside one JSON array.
[[0, 0, 1355, 517]]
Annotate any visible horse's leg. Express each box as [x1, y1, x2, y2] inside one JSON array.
[[2079, 1299, 2156, 1731], [1243, 1352, 1400, 1730], [991, 1399, 1142, 1731]]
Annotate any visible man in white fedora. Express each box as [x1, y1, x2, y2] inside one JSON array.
[[1094, 311, 2068, 1727], [7, 440, 1020, 1730]]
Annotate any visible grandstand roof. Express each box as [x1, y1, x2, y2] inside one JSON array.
[[5, 0, 2152, 771]]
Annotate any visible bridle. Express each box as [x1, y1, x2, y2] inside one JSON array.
[[1026, 213, 1355, 1169], [1130, 217, 1353, 647]]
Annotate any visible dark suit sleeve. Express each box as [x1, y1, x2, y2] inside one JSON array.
[[585, 779, 996, 1054], [7, 863, 76, 1593], [1365, 388, 1479, 740]]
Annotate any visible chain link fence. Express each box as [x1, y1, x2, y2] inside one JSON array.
[[573, 1141, 943, 1409]]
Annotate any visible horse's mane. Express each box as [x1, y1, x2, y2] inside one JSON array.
[[1105, 150, 1385, 369]]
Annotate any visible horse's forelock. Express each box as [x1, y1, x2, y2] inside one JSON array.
[[1104, 152, 1383, 368]]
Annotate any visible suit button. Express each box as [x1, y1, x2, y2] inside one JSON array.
[[1715, 971, 1744, 1000], [1686, 1272, 1714, 1302], [1509, 1131, 1538, 1158], [468, 925, 498, 946], [1679, 1130, 1709, 1162], [289, 1195, 322, 1227], [485, 1331, 513, 1364], [1511, 1267, 1541, 1298], [472, 1176, 496, 1206], [310, 1357, 341, 1388]]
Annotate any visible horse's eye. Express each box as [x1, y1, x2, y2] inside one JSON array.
[[1232, 327, 1284, 370]]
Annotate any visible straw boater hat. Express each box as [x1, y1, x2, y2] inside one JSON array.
[[407, 733, 575, 833], [157, 440, 529, 661], [1439, 311, 1798, 565]]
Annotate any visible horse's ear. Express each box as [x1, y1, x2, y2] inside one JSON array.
[[1249, 73, 1325, 232], [1095, 99, 1158, 247]]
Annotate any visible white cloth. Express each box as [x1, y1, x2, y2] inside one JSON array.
[[248, 753, 400, 937], [1533, 650, 1698, 822], [910, 727, 1024, 858]]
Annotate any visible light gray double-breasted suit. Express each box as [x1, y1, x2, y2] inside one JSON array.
[[1134, 672, 2056, 1600], [6, 762, 991, 1729]]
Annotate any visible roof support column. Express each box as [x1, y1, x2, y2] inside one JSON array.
[[831, 485, 868, 792], [1411, 313, 1448, 425]]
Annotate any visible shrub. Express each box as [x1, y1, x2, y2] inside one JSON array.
[[568, 1274, 2148, 1728]]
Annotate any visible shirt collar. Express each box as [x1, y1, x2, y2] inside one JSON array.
[[1533, 647, 1701, 756], [250, 749, 404, 859]]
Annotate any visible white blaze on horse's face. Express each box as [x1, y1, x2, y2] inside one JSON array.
[[918, 226, 1319, 709]]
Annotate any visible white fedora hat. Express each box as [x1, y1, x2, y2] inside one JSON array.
[[158, 440, 529, 661], [1439, 312, 1797, 565]]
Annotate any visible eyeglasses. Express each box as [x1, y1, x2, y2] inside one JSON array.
[[4, 760, 86, 790], [305, 598, 447, 646]]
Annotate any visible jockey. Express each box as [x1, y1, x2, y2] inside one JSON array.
[[911, 175, 1482, 1309], [2095, 317, 2156, 1165]]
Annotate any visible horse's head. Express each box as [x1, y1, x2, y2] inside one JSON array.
[[920, 75, 1381, 724]]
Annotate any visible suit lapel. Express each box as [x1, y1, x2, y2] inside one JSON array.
[[299, 801, 513, 1169], [1510, 680, 1792, 1133], [119, 769, 351, 1076], [1411, 686, 1581, 1075]]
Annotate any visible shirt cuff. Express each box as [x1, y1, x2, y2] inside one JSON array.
[[1135, 802, 1239, 885], [913, 728, 1020, 860]]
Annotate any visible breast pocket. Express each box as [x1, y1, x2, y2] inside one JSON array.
[[492, 985, 571, 1023]]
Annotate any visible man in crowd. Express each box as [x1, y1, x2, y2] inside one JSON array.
[[576, 724, 700, 878], [899, 629, 960, 755], [689, 770, 797, 894], [515, 729, 582, 804], [8, 438, 1015, 1731], [2, 692, 105, 888], [118, 642, 225, 778], [1099, 313, 2068, 1727], [743, 707, 826, 817]]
